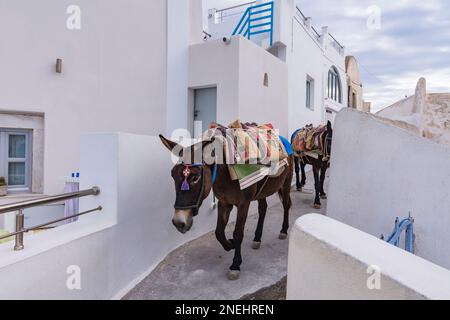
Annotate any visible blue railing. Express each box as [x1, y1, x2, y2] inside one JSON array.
[[232, 2, 274, 47], [384, 215, 415, 253]]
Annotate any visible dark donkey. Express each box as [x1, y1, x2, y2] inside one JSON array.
[[159, 135, 293, 280], [292, 121, 333, 209]]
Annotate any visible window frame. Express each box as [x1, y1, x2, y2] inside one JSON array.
[[328, 67, 342, 104], [0, 128, 33, 193]]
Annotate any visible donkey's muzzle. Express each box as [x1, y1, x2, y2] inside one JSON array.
[[172, 210, 193, 234]]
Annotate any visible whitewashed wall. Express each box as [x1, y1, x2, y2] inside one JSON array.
[[189, 36, 288, 136], [238, 37, 289, 136], [287, 214, 450, 300], [327, 109, 450, 270], [0, 0, 201, 194], [288, 16, 325, 133], [189, 37, 240, 126]]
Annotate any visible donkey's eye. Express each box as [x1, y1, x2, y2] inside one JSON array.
[[191, 176, 201, 184]]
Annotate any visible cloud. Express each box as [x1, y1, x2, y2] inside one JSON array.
[[206, 0, 450, 112], [296, 0, 450, 112]]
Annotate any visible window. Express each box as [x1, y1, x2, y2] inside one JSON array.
[[306, 76, 314, 110], [263, 73, 269, 87], [328, 67, 342, 103], [0, 129, 32, 192]]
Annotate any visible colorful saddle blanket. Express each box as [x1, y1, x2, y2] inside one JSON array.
[[292, 124, 327, 155], [203, 120, 289, 165], [203, 121, 291, 190]]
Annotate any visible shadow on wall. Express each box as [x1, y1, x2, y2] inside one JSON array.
[[327, 108, 450, 271]]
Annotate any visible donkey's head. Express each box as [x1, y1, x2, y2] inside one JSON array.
[[159, 135, 214, 234]]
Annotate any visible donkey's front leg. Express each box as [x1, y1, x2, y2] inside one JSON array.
[[313, 166, 322, 209], [252, 199, 268, 250], [215, 201, 234, 252], [319, 164, 328, 199], [228, 202, 250, 281], [294, 157, 302, 190], [300, 160, 307, 187]]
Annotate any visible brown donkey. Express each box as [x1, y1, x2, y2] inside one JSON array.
[[292, 121, 333, 209], [159, 135, 293, 280]]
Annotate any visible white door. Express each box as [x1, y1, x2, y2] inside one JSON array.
[[193, 87, 217, 138]]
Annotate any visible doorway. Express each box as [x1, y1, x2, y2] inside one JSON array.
[[193, 87, 217, 138]]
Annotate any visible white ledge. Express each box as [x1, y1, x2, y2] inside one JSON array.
[[287, 214, 450, 300]]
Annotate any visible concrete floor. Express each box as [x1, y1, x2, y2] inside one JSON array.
[[124, 173, 328, 300]]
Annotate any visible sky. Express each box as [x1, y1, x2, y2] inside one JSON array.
[[206, 0, 450, 112]]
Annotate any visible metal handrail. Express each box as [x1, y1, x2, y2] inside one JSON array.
[[329, 33, 344, 49], [0, 187, 100, 214], [296, 6, 307, 21], [216, 1, 256, 13], [311, 26, 321, 40], [0, 187, 101, 251], [295, 7, 321, 42]]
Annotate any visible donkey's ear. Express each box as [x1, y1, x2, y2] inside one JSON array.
[[159, 134, 183, 157], [327, 121, 332, 132]]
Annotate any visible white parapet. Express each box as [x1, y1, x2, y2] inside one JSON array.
[[287, 214, 450, 300]]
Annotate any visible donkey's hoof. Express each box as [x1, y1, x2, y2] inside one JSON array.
[[252, 241, 261, 250], [296, 188, 303, 192], [320, 194, 328, 200], [228, 270, 240, 281], [223, 239, 234, 252], [279, 233, 288, 240], [314, 204, 322, 209]]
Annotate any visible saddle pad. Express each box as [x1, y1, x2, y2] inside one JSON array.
[[292, 124, 327, 154], [229, 158, 289, 190], [204, 121, 288, 165], [201, 121, 290, 190]]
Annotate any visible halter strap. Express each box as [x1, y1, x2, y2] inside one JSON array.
[[174, 162, 218, 216]]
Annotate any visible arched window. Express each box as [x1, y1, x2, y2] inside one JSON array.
[[328, 67, 342, 103]]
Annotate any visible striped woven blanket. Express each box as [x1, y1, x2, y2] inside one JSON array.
[[203, 121, 290, 190], [292, 124, 327, 155]]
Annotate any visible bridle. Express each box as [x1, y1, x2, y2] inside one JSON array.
[[173, 162, 217, 217]]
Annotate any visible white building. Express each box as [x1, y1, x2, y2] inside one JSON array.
[[206, 0, 348, 134]]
